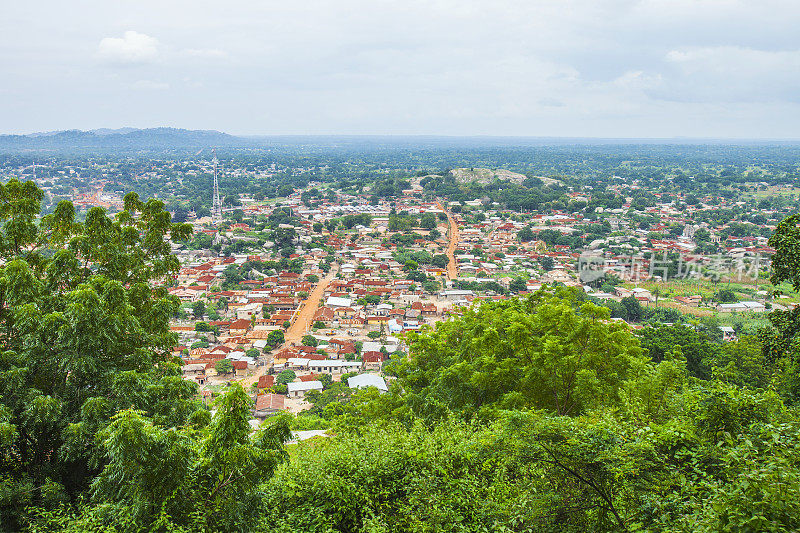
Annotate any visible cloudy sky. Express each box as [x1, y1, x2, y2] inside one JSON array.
[[2, 0, 799, 137]]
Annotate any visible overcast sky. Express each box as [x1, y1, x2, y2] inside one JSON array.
[[2, 0, 799, 138]]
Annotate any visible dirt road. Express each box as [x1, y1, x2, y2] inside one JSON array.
[[438, 201, 459, 279], [285, 270, 335, 343], [236, 269, 335, 389]]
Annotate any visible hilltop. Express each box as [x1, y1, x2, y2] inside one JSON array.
[[450, 167, 562, 186]]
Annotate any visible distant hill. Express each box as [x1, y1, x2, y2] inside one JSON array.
[[0, 128, 246, 152]]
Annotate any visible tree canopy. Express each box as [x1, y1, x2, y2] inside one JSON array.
[[395, 287, 647, 420]]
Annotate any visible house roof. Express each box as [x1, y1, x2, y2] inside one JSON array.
[[255, 393, 285, 411], [257, 375, 275, 388], [347, 374, 388, 392], [287, 381, 323, 392]]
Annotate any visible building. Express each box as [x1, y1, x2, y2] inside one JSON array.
[[287, 381, 324, 398], [253, 393, 285, 417], [347, 373, 388, 393], [325, 296, 353, 308], [308, 360, 362, 375], [718, 301, 766, 313]]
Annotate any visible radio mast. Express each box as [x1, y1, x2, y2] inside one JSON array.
[[211, 148, 222, 222]]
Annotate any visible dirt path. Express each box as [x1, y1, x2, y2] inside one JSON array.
[[285, 270, 335, 343], [438, 201, 459, 279], [237, 269, 335, 389]]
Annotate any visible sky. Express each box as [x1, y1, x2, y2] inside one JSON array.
[[2, 0, 800, 138]]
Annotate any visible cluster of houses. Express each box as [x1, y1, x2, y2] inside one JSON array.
[[165, 179, 783, 421], [170, 193, 461, 417]]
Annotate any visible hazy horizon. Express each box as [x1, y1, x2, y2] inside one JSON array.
[[8, 128, 800, 144]]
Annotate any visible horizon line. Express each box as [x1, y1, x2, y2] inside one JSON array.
[[5, 127, 800, 143]]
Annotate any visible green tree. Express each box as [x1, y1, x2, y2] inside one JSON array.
[[319, 373, 333, 389], [215, 359, 233, 375], [420, 213, 437, 230], [192, 300, 207, 318], [431, 254, 448, 269], [637, 324, 719, 380], [302, 335, 318, 347], [271, 226, 297, 250], [620, 295, 643, 322], [0, 183, 195, 528], [423, 279, 441, 293], [396, 287, 646, 420], [266, 329, 285, 348], [713, 288, 738, 303], [711, 335, 771, 389], [509, 277, 527, 293], [80, 384, 290, 531], [276, 369, 296, 385], [518, 226, 535, 242]]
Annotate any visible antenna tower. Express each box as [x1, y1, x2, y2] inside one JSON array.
[[211, 149, 222, 222]]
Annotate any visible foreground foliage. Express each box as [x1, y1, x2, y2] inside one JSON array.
[[263, 389, 800, 532]]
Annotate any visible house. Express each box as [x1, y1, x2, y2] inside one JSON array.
[[287, 380, 324, 398], [674, 295, 702, 307], [347, 374, 388, 393], [631, 287, 654, 302], [313, 307, 335, 323], [438, 290, 475, 300], [257, 374, 275, 389], [326, 296, 353, 308], [232, 360, 249, 376], [253, 393, 286, 417], [182, 363, 206, 377], [718, 301, 766, 313], [229, 319, 252, 336], [237, 302, 263, 320], [361, 351, 385, 371], [308, 360, 362, 375]]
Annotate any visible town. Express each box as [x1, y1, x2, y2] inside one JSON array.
[[4, 147, 792, 424]]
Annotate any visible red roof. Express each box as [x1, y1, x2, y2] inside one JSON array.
[[362, 351, 387, 362], [229, 319, 251, 330], [255, 393, 285, 412]]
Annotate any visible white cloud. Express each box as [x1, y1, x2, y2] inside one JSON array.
[[97, 31, 159, 65]]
